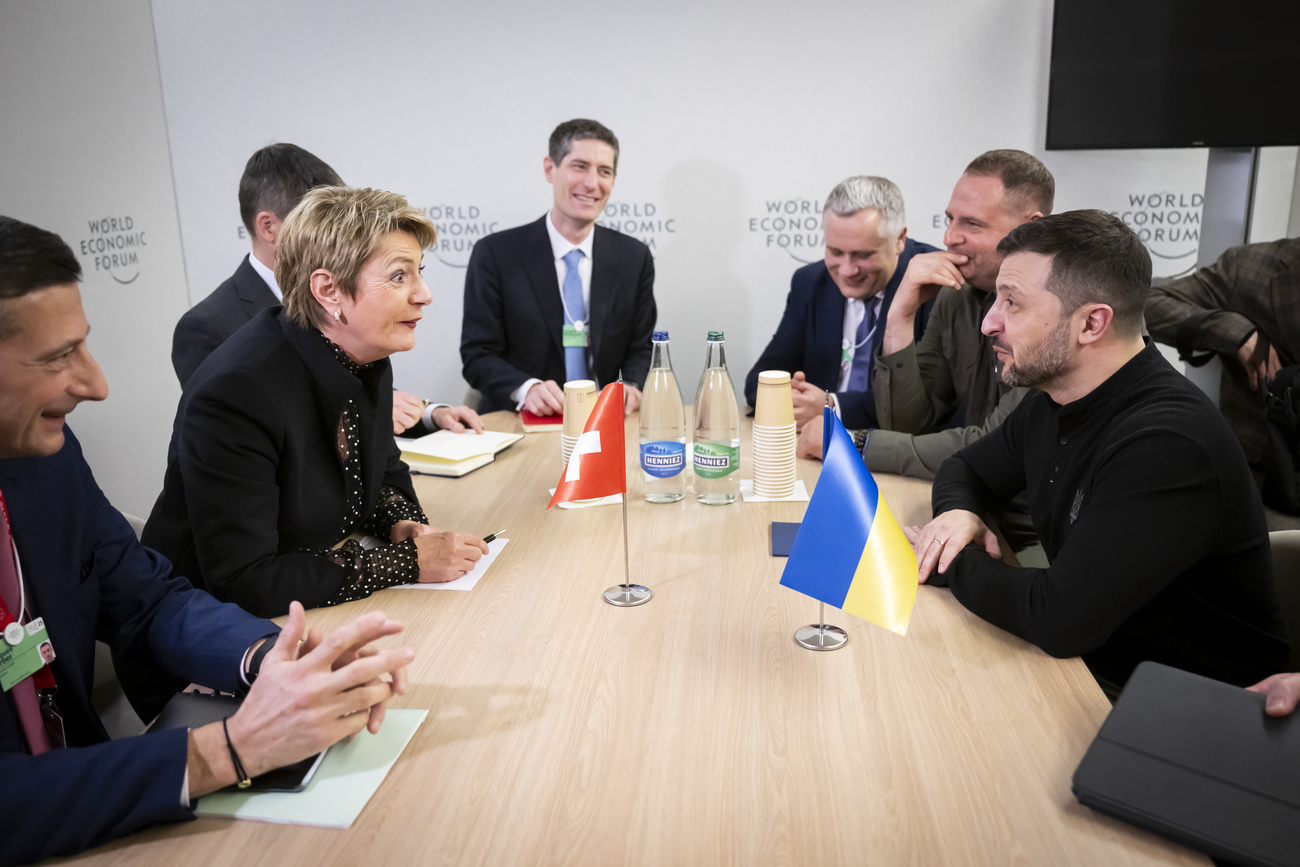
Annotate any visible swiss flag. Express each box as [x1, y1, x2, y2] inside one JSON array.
[[548, 382, 626, 508]]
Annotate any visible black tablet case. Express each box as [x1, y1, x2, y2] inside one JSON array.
[[1072, 662, 1300, 867]]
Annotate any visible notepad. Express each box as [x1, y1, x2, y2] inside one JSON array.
[[520, 409, 564, 432], [770, 521, 800, 557], [196, 709, 427, 828], [397, 430, 521, 477]]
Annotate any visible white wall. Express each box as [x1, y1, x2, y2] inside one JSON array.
[[150, 0, 1243, 403], [0, 0, 189, 518], [3, 0, 1296, 517]]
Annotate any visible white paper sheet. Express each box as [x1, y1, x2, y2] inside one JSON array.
[[392, 537, 508, 591]]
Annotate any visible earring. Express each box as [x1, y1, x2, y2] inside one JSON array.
[[333, 309, 341, 322]]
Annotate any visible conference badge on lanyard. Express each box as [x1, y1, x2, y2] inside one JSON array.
[[0, 617, 55, 692], [563, 321, 590, 348]]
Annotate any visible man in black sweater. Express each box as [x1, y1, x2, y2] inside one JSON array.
[[909, 210, 1289, 695]]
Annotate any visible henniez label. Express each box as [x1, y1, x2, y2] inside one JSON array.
[[693, 442, 738, 479], [641, 442, 686, 478]]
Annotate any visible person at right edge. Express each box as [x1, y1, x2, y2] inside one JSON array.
[[907, 209, 1289, 699], [1144, 235, 1299, 508]]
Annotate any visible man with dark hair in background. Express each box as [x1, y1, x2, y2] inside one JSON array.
[[172, 143, 343, 387], [461, 119, 656, 416], [171, 143, 479, 435], [0, 215, 413, 863], [909, 209, 1289, 696]]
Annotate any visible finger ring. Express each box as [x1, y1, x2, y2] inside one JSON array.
[[930, 538, 947, 547]]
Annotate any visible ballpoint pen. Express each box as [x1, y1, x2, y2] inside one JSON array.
[[482, 528, 506, 544]]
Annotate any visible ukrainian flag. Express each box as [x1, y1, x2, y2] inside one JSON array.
[[779, 407, 918, 635]]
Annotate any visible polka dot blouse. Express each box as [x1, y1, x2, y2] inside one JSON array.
[[310, 333, 427, 605]]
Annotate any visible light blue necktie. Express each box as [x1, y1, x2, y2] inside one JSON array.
[[562, 248, 588, 381], [846, 297, 880, 392]]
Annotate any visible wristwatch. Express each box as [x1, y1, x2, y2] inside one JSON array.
[[245, 634, 278, 683]]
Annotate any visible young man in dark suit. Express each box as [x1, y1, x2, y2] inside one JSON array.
[[172, 143, 478, 434], [0, 216, 414, 863], [460, 119, 657, 415], [744, 175, 937, 431]]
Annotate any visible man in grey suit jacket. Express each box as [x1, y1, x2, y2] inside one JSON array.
[[172, 144, 480, 435], [460, 119, 656, 415]]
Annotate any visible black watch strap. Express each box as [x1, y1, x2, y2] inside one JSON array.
[[247, 633, 279, 683]]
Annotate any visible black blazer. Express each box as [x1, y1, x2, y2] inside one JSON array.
[[171, 254, 279, 388], [460, 215, 657, 412], [144, 308, 418, 618]]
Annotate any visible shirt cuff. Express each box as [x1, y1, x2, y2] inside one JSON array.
[[422, 402, 448, 429], [513, 378, 542, 410]]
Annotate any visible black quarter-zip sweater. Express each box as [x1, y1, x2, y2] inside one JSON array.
[[930, 341, 1289, 691]]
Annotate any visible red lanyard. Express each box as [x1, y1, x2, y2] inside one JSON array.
[[0, 489, 56, 691]]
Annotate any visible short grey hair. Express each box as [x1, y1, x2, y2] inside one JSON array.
[[823, 176, 906, 243]]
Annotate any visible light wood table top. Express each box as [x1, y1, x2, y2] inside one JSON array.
[[74, 412, 1206, 866]]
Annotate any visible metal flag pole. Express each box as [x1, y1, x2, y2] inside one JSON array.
[[793, 396, 847, 649], [605, 370, 651, 607], [795, 600, 847, 651]]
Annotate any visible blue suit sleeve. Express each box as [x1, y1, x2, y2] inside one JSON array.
[[745, 272, 812, 408], [0, 728, 193, 866]]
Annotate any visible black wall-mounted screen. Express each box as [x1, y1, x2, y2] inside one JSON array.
[[1046, 0, 1300, 150]]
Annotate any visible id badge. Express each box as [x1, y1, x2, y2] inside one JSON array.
[[563, 322, 589, 348], [840, 338, 853, 364], [0, 617, 55, 692]]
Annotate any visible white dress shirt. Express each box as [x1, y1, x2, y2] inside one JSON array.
[[247, 252, 282, 302], [512, 211, 597, 409]]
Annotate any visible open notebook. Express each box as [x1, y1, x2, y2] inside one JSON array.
[[396, 429, 522, 477]]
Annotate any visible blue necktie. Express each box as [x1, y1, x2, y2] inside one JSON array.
[[562, 248, 588, 381], [846, 298, 879, 392]]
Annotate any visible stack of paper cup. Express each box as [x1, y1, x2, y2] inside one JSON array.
[[561, 379, 598, 472], [752, 370, 797, 498]]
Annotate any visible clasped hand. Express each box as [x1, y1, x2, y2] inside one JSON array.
[[904, 509, 1001, 583], [215, 602, 413, 786], [790, 372, 826, 431]]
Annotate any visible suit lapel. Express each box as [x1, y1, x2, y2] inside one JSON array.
[[234, 255, 279, 316], [814, 268, 846, 385], [589, 226, 613, 369], [525, 217, 566, 361]]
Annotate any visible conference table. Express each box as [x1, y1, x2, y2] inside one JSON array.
[[72, 412, 1206, 866]]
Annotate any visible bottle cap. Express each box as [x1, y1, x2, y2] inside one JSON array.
[[707, 330, 725, 341], [653, 331, 669, 341]]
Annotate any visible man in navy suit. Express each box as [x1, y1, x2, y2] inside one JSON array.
[[461, 119, 656, 415], [0, 216, 414, 863], [744, 176, 937, 431], [172, 143, 479, 435]]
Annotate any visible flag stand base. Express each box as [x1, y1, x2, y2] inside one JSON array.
[[794, 624, 848, 651], [604, 584, 652, 607]]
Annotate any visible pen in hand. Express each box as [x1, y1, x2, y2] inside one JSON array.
[[482, 529, 506, 544]]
